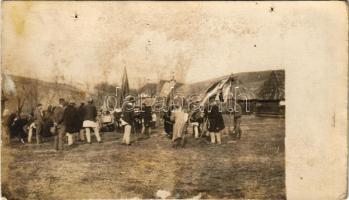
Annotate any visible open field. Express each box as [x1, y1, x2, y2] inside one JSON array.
[[2, 115, 285, 199]]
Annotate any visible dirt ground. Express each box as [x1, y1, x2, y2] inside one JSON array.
[[1, 115, 285, 199]]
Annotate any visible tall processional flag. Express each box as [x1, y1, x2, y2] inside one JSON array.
[[119, 66, 130, 105]]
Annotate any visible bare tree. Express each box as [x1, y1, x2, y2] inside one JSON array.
[[12, 83, 27, 115]]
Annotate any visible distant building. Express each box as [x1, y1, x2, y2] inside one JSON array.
[[175, 69, 285, 116], [256, 70, 285, 116]]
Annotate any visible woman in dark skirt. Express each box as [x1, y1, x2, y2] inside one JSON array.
[[163, 105, 174, 138]]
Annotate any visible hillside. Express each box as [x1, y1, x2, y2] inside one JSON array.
[[2, 74, 86, 114]]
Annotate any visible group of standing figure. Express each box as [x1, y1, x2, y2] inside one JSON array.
[[162, 97, 243, 147], [8, 98, 102, 151], [49, 98, 102, 151], [7, 94, 243, 149], [117, 95, 155, 145]]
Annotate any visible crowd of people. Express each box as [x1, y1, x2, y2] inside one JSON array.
[[8, 98, 102, 150], [6, 93, 243, 151], [162, 96, 243, 147]]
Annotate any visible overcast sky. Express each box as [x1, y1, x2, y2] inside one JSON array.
[[2, 1, 344, 89]]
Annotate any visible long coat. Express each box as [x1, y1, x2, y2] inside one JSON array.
[[122, 103, 135, 126], [163, 110, 173, 134], [83, 103, 97, 121], [170, 108, 187, 141], [206, 105, 225, 133], [64, 105, 79, 133], [142, 106, 152, 127], [77, 105, 85, 130]]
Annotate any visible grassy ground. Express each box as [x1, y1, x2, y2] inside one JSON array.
[[2, 115, 285, 199]]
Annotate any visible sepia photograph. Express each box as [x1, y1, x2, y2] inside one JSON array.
[[1, 1, 347, 199]]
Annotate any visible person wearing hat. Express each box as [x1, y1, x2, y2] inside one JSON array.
[[121, 95, 135, 145], [83, 98, 101, 144]]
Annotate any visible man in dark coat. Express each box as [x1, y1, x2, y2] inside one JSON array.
[[141, 103, 152, 136], [206, 97, 225, 144], [64, 100, 79, 146], [133, 106, 143, 135], [77, 102, 85, 142], [83, 98, 101, 144], [53, 98, 66, 151]]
